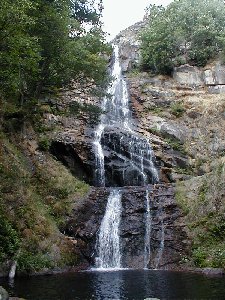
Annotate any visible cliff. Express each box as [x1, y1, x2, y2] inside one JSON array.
[[0, 21, 224, 275], [115, 22, 225, 269]]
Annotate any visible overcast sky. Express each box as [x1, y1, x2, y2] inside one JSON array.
[[101, 0, 173, 40]]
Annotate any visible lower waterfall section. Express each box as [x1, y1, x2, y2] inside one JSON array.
[[66, 185, 189, 270], [95, 189, 122, 269], [144, 189, 152, 269]]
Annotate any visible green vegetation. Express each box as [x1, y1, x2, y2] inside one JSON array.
[[141, 0, 225, 74], [165, 137, 187, 154], [0, 209, 20, 262], [0, 0, 108, 273], [170, 102, 186, 117], [0, 133, 89, 272], [0, 0, 111, 105], [68, 101, 103, 124], [175, 161, 225, 268]]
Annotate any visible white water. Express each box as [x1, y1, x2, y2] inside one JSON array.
[[93, 123, 105, 187], [94, 45, 159, 270], [144, 189, 152, 269], [95, 189, 122, 269], [93, 45, 159, 187], [93, 45, 131, 186]]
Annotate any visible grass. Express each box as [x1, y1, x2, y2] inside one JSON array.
[[165, 137, 187, 154], [175, 160, 225, 268], [170, 101, 186, 117], [0, 131, 89, 272]]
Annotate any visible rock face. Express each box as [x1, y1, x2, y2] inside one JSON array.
[[0, 286, 9, 300], [102, 126, 159, 186], [173, 63, 225, 93], [66, 185, 190, 269], [113, 21, 147, 72]]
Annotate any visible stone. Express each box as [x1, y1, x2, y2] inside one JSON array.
[[187, 110, 202, 119], [204, 69, 215, 85], [159, 122, 185, 143], [113, 20, 147, 72], [9, 298, 26, 300], [208, 85, 225, 94], [173, 65, 204, 86], [201, 268, 225, 276], [215, 63, 225, 84], [66, 185, 190, 270], [0, 286, 9, 300]]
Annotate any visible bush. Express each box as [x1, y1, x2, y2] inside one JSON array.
[[141, 0, 225, 74], [38, 137, 51, 151], [170, 102, 186, 117], [192, 248, 207, 267], [0, 210, 20, 262], [17, 251, 53, 272]]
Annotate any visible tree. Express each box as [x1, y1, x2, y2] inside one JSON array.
[[0, 0, 110, 103], [0, 0, 40, 102], [140, 0, 225, 74]]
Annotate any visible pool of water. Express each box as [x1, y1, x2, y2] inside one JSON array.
[[0, 269, 224, 299]]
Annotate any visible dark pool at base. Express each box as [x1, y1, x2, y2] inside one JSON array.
[[0, 269, 224, 300]]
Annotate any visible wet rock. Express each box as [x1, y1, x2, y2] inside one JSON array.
[[102, 127, 159, 186], [0, 286, 9, 300], [201, 268, 225, 276], [66, 185, 190, 270], [65, 188, 110, 265]]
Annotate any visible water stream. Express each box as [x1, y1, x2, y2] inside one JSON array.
[[95, 189, 122, 269], [144, 189, 152, 269], [93, 45, 159, 269]]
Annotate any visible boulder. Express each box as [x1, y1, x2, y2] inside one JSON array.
[[159, 122, 185, 143], [113, 21, 147, 72], [173, 65, 204, 86], [0, 286, 9, 300]]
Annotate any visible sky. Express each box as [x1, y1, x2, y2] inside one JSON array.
[[101, 0, 173, 40]]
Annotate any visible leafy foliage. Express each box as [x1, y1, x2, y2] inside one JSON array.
[[141, 0, 225, 74], [0, 208, 20, 262], [0, 0, 111, 103]]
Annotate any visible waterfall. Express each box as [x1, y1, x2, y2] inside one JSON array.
[[94, 45, 159, 270], [144, 189, 152, 269], [93, 123, 105, 187], [95, 189, 122, 269]]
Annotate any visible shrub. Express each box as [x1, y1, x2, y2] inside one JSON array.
[[141, 0, 225, 74]]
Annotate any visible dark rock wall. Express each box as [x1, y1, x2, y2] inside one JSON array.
[[66, 185, 190, 269]]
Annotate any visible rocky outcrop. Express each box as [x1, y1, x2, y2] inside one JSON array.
[[50, 134, 95, 184], [0, 286, 9, 300], [66, 185, 190, 269], [113, 21, 147, 72], [102, 126, 159, 186], [173, 63, 225, 93]]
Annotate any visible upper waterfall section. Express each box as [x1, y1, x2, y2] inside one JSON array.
[[93, 44, 159, 187]]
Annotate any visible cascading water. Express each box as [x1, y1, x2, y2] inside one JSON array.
[[144, 189, 152, 269], [94, 45, 159, 269], [95, 189, 122, 269]]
